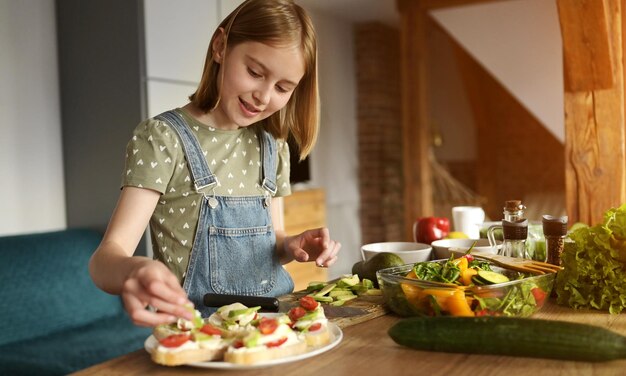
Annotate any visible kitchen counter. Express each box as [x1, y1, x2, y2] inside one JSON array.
[[71, 300, 626, 376]]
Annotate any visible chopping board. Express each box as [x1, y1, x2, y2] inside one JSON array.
[[278, 290, 389, 329]]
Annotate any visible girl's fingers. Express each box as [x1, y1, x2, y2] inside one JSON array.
[[122, 293, 175, 327], [123, 271, 193, 324], [322, 255, 338, 267], [316, 240, 341, 267], [145, 296, 191, 321], [293, 247, 309, 262], [130, 307, 178, 327], [314, 227, 330, 246], [146, 279, 192, 307], [143, 280, 194, 320]]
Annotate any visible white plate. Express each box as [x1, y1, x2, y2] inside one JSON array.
[[144, 315, 343, 370]]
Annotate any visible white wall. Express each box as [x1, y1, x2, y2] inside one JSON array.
[[431, 0, 564, 142], [0, 0, 66, 236], [305, 8, 362, 279]]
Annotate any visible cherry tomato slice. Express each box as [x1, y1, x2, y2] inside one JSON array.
[[300, 296, 319, 311], [258, 317, 279, 335], [288, 306, 306, 322], [265, 337, 288, 348], [199, 324, 222, 336], [308, 322, 322, 332], [159, 333, 190, 348]]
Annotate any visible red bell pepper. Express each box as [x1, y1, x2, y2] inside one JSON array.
[[414, 217, 450, 244], [531, 287, 547, 307]]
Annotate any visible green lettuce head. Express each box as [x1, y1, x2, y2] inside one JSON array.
[[556, 204, 626, 314]]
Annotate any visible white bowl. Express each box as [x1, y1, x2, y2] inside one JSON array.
[[361, 242, 432, 264], [431, 238, 501, 259]]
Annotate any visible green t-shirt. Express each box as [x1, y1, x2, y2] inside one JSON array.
[[122, 108, 291, 282]]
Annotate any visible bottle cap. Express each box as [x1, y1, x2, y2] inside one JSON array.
[[504, 200, 526, 212], [542, 215, 568, 236], [502, 219, 528, 240], [505, 200, 521, 209]]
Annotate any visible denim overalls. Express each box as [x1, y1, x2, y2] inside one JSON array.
[[156, 110, 294, 316]]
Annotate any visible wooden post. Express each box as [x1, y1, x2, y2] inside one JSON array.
[[557, 0, 626, 225], [397, 0, 434, 240]]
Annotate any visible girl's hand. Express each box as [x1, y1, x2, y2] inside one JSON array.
[[121, 259, 194, 327], [284, 227, 341, 267]]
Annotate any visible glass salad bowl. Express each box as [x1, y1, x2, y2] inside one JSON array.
[[376, 257, 555, 317]]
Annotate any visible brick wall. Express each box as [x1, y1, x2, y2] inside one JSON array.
[[355, 23, 404, 244]]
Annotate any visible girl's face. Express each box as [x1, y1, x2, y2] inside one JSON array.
[[212, 39, 305, 130]]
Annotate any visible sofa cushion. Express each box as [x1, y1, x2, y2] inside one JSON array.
[[0, 312, 152, 376], [0, 229, 123, 346]]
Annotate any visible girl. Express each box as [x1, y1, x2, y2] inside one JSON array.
[[89, 0, 341, 327]]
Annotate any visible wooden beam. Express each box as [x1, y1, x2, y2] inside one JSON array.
[[557, 0, 614, 91], [559, 0, 626, 225], [397, 0, 434, 240]]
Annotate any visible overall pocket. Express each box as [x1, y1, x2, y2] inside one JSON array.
[[208, 225, 276, 295]]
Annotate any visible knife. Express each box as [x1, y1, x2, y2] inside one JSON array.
[[203, 293, 368, 318]]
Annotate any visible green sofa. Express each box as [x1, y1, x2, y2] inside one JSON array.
[[0, 229, 151, 376]]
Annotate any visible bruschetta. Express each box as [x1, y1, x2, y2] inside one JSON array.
[[152, 305, 204, 341], [206, 302, 261, 337], [150, 306, 231, 366], [288, 296, 331, 347], [150, 323, 231, 366], [224, 314, 307, 365]]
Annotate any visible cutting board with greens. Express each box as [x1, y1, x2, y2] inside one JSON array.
[[280, 274, 389, 329]]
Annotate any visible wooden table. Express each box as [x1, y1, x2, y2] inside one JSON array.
[[71, 301, 626, 376]]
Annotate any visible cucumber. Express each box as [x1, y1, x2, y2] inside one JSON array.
[[388, 316, 626, 362], [315, 283, 336, 297], [476, 270, 509, 284], [312, 295, 333, 303]]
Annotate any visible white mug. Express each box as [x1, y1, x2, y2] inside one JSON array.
[[451, 206, 485, 239]]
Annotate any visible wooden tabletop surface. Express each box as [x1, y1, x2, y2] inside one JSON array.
[[71, 300, 626, 376]]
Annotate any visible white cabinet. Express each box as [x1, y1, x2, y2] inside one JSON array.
[[143, 0, 217, 84], [146, 81, 197, 117], [143, 0, 244, 117]]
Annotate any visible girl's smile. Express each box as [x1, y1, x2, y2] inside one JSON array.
[[211, 40, 306, 130], [239, 97, 261, 117]]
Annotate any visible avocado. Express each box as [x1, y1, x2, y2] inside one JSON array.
[[357, 252, 404, 287], [244, 331, 261, 348], [228, 306, 261, 318], [338, 274, 359, 287], [352, 261, 365, 276]]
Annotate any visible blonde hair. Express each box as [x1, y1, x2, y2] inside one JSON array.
[[190, 0, 319, 160]]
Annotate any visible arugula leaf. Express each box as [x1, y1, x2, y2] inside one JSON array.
[[413, 258, 461, 283]]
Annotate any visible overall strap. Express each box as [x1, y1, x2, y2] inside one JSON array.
[[155, 110, 217, 193], [258, 129, 278, 196]]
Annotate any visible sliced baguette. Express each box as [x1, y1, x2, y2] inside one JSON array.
[[151, 345, 226, 366], [301, 325, 331, 347], [224, 339, 307, 365]]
